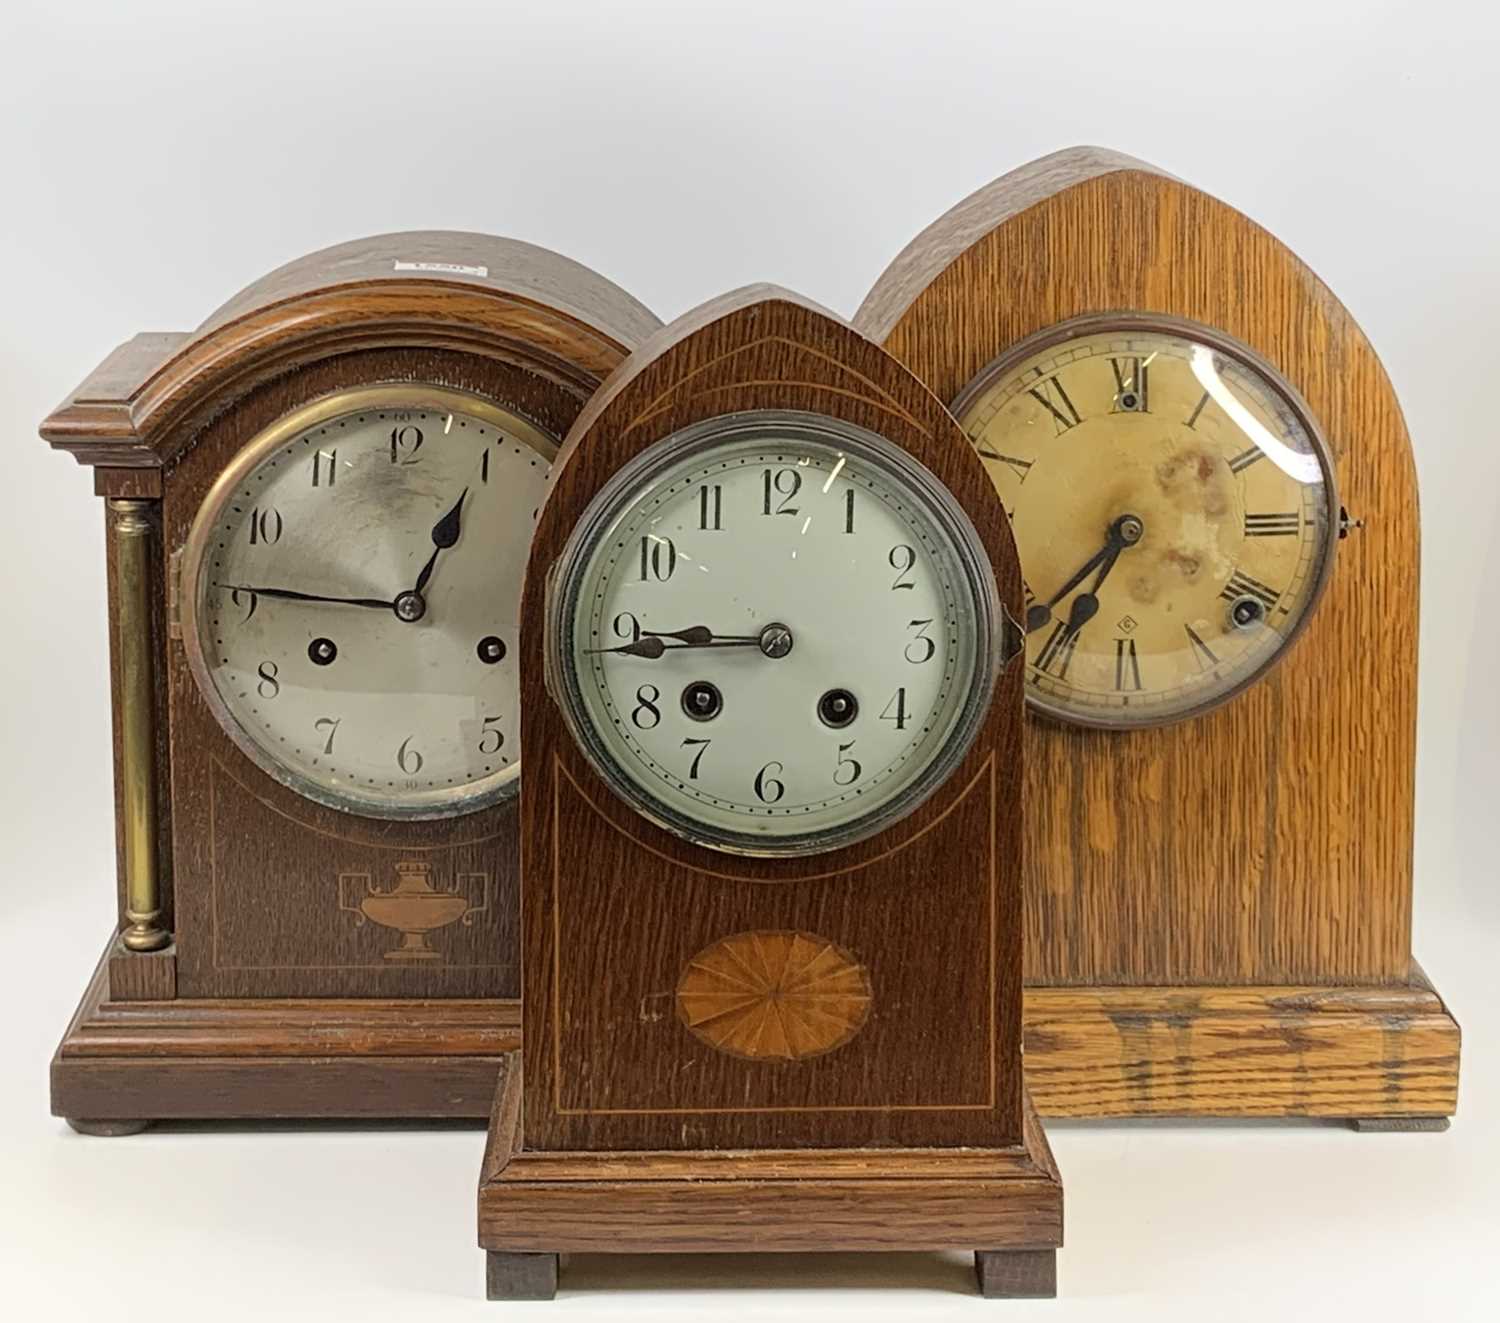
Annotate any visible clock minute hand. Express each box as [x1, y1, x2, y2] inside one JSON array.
[[214, 583, 397, 611], [1025, 514, 1144, 632]]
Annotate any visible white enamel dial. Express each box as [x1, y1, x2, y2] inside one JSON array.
[[551, 412, 1001, 855], [181, 385, 554, 818]]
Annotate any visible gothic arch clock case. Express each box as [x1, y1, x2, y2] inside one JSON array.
[[855, 147, 1460, 1125], [43, 233, 661, 1130], [477, 288, 1062, 1300]]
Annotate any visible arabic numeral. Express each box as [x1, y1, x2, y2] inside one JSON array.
[[310, 449, 337, 487], [314, 716, 340, 754], [761, 467, 801, 516], [631, 684, 661, 729], [396, 736, 423, 775], [753, 761, 785, 804], [638, 536, 677, 582], [256, 661, 280, 698], [697, 484, 723, 530], [904, 618, 936, 663], [229, 587, 258, 622], [247, 507, 283, 545], [479, 716, 505, 755], [390, 424, 424, 464], [613, 611, 642, 642], [833, 741, 862, 786], [879, 687, 910, 730], [681, 737, 711, 778], [889, 544, 916, 590]]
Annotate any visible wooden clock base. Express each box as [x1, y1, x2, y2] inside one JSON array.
[[1022, 964, 1460, 1124], [50, 934, 518, 1127], [55, 935, 1457, 1130], [477, 1056, 1063, 1300]]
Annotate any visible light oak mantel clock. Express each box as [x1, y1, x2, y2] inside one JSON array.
[[855, 146, 1460, 1126], [476, 287, 1063, 1299], [42, 232, 661, 1131]]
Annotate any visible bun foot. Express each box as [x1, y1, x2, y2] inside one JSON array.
[[974, 1248, 1057, 1298], [66, 1118, 151, 1137], [486, 1251, 558, 1301]]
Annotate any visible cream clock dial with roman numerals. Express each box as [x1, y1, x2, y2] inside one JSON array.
[[179, 384, 554, 818], [953, 314, 1338, 728]]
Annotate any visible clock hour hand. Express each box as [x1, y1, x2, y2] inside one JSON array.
[[214, 583, 397, 611], [587, 623, 792, 660], [639, 625, 761, 646], [412, 488, 468, 597], [1025, 514, 1144, 632]]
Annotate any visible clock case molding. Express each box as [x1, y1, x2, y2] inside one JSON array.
[[478, 288, 1062, 1299], [42, 232, 662, 1129], [855, 146, 1460, 1125]]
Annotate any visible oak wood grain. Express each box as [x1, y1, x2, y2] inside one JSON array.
[[856, 147, 1426, 989]]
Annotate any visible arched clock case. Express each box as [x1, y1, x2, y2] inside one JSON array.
[[43, 233, 661, 1129], [476, 288, 1062, 1300], [855, 147, 1461, 1126]]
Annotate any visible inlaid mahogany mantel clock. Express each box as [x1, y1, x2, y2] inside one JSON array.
[[476, 287, 1063, 1299], [855, 146, 1461, 1125], [42, 232, 661, 1131]]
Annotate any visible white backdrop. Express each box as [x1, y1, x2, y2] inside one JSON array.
[[2, 2, 1496, 1319]]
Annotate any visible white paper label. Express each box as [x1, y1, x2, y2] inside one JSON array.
[[392, 260, 489, 278]]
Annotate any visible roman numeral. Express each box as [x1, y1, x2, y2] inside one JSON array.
[[1114, 637, 1142, 690], [1220, 570, 1280, 609], [1229, 446, 1265, 474], [973, 437, 1035, 481], [1184, 624, 1220, 671], [1185, 391, 1210, 429], [1110, 356, 1150, 412], [1245, 511, 1299, 537], [1034, 621, 1081, 678], [1027, 375, 1083, 434]]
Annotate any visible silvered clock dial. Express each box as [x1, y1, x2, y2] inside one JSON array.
[[179, 384, 554, 817], [547, 410, 1002, 855], [954, 313, 1339, 728]]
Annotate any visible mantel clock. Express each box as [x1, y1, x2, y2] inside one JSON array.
[[855, 147, 1460, 1126], [43, 232, 661, 1130], [476, 287, 1063, 1299]]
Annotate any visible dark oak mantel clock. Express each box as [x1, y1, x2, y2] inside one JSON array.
[[855, 146, 1461, 1126], [476, 287, 1063, 1299], [42, 232, 661, 1131]]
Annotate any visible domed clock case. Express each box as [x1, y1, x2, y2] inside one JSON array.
[[42, 233, 661, 1129]]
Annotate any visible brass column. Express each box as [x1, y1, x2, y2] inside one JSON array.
[[111, 499, 169, 952]]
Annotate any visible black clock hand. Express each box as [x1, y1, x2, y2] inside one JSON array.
[[214, 583, 396, 611], [412, 488, 468, 597], [584, 637, 770, 659], [1025, 514, 1144, 632], [640, 625, 761, 645]]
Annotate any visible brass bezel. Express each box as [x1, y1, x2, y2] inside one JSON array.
[[950, 311, 1341, 731], [178, 383, 557, 820]]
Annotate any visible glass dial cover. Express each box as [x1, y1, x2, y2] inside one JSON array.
[[180, 385, 554, 818], [954, 314, 1338, 728], [549, 411, 1003, 856]]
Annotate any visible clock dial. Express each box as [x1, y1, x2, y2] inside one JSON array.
[[954, 315, 1338, 728], [550, 412, 1001, 856], [181, 385, 554, 817]]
